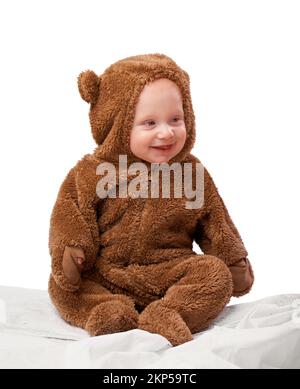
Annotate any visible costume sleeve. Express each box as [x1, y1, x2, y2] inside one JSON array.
[[49, 157, 100, 291], [194, 167, 248, 266]]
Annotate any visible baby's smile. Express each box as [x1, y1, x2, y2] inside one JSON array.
[[150, 141, 176, 152]]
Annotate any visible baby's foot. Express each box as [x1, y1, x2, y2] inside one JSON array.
[[138, 300, 193, 346], [85, 300, 139, 336]]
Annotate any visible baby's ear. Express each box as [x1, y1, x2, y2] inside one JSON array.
[[77, 70, 100, 104]]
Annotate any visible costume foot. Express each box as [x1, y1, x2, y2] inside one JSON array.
[[85, 300, 139, 336], [138, 300, 193, 346]]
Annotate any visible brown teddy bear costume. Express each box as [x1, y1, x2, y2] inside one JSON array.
[[48, 53, 254, 346]]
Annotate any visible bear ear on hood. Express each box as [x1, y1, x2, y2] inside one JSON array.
[[77, 70, 100, 104]]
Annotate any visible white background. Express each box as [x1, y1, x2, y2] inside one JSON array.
[[0, 0, 299, 304]]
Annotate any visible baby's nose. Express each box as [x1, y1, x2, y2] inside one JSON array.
[[157, 125, 175, 139]]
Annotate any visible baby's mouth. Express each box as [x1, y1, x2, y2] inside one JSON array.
[[150, 142, 175, 151]]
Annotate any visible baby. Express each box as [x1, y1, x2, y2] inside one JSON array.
[[48, 53, 254, 346]]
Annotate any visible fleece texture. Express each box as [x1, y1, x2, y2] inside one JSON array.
[[48, 53, 254, 346]]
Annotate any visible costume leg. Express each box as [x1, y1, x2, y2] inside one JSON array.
[[138, 255, 233, 346], [48, 275, 139, 336]]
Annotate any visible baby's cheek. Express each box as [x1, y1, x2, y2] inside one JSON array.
[[176, 128, 187, 149], [180, 126, 187, 141]]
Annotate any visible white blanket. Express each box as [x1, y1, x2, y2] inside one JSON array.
[[0, 285, 299, 369]]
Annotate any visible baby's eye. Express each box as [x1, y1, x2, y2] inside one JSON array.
[[144, 120, 155, 126], [172, 117, 183, 123]]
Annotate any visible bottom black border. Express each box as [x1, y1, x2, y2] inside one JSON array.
[[0, 368, 298, 385]]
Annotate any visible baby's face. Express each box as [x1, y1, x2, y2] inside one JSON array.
[[130, 78, 186, 163]]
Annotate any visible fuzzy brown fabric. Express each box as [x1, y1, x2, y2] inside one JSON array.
[[48, 53, 254, 346]]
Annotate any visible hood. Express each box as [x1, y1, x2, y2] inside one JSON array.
[[78, 53, 196, 169]]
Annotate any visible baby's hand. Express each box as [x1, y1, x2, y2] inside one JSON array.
[[62, 246, 86, 286], [229, 258, 254, 296]]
